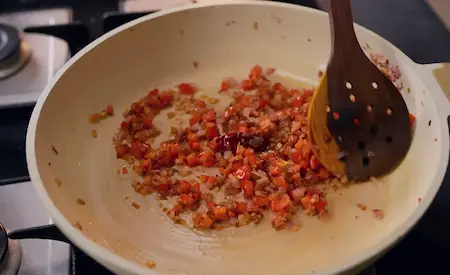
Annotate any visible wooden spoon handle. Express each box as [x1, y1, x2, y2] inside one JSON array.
[[328, 0, 360, 55]]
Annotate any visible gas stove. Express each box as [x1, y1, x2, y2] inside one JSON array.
[[0, 1, 449, 275]]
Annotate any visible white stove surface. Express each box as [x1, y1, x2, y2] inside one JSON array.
[[0, 182, 69, 275], [0, 9, 71, 108]]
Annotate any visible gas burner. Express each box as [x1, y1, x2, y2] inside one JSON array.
[[0, 23, 31, 80], [0, 224, 21, 275]]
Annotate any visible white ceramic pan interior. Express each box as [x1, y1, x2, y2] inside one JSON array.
[[26, 2, 450, 275]]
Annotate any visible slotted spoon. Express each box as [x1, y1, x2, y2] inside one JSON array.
[[308, 0, 413, 181]]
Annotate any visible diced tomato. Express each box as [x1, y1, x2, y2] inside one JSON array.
[[148, 88, 159, 96], [140, 159, 151, 170], [318, 168, 329, 179], [192, 192, 201, 200], [178, 193, 195, 206], [240, 180, 254, 198], [271, 194, 292, 213], [194, 100, 207, 109], [130, 141, 146, 159], [310, 156, 319, 170], [315, 199, 328, 211], [300, 196, 313, 209], [241, 79, 255, 91], [189, 113, 202, 126], [206, 201, 216, 210], [206, 124, 219, 139], [273, 176, 288, 190], [148, 96, 165, 109], [105, 104, 114, 115], [235, 202, 247, 214], [142, 117, 153, 129], [253, 196, 270, 208], [290, 150, 302, 164], [159, 91, 174, 104], [120, 121, 129, 130], [186, 153, 200, 167], [134, 105, 144, 116], [156, 183, 170, 192], [199, 151, 215, 167], [178, 83, 197, 95], [272, 82, 286, 92], [249, 65, 262, 80], [115, 144, 130, 158], [409, 113, 416, 125], [178, 180, 191, 193], [220, 80, 230, 92], [259, 99, 269, 109], [269, 165, 281, 176], [203, 109, 216, 122], [212, 206, 229, 221], [292, 97, 304, 107], [193, 214, 213, 229], [170, 143, 179, 158]]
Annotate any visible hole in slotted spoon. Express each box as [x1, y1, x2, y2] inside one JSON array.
[[367, 104, 373, 112], [386, 108, 393, 115], [326, 105, 331, 113], [372, 82, 378, 89], [357, 141, 365, 151], [370, 126, 378, 134], [346, 81, 352, 89], [362, 157, 370, 167], [349, 94, 356, 102]]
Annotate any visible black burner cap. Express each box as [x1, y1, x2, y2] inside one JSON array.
[[0, 223, 8, 265], [0, 23, 20, 62]]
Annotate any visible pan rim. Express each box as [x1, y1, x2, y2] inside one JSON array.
[[25, 1, 449, 274]]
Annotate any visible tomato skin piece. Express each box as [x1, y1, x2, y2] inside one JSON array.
[[249, 65, 262, 80], [186, 153, 200, 167], [106, 104, 114, 115], [178, 180, 192, 193], [212, 206, 229, 221], [178, 193, 195, 206], [409, 113, 416, 125], [241, 180, 254, 198], [130, 141, 146, 159], [178, 83, 197, 95], [199, 151, 215, 167], [235, 202, 247, 214], [253, 196, 271, 208], [273, 176, 288, 190], [156, 183, 170, 192], [116, 144, 130, 158], [142, 117, 153, 129], [241, 79, 255, 91]]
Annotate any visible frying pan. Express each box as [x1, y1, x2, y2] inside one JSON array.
[[26, 1, 450, 274]]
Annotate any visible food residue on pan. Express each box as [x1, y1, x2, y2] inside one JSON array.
[[146, 261, 156, 269], [73, 222, 83, 231], [253, 21, 259, 31], [418, 197, 422, 204], [193, 61, 199, 69], [356, 203, 367, 211], [88, 104, 114, 123], [131, 201, 141, 209], [372, 209, 385, 220], [91, 129, 98, 138], [52, 145, 59, 155], [434, 138, 438, 142], [76, 198, 86, 205], [54, 178, 62, 187]]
